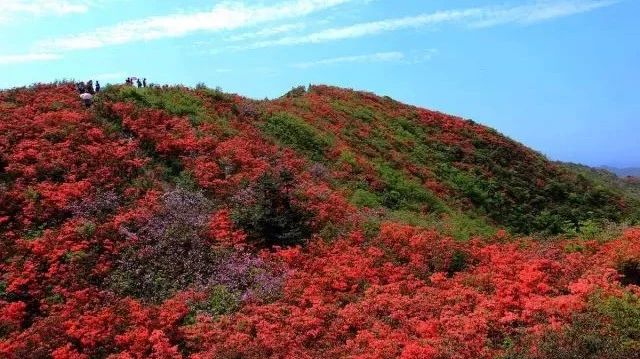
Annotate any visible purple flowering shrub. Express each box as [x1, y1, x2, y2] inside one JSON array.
[[67, 190, 119, 219], [107, 188, 284, 304]]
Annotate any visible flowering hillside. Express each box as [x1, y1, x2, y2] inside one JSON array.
[[1, 83, 639, 358]]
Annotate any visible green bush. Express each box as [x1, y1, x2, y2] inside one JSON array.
[[530, 293, 640, 359], [76, 221, 96, 239], [117, 86, 204, 118], [261, 113, 332, 161], [207, 285, 241, 316], [231, 172, 313, 247], [350, 189, 381, 208], [375, 162, 446, 213]]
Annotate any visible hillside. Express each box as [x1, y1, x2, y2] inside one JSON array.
[[562, 162, 640, 201], [1, 83, 639, 358], [601, 166, 640, 178]]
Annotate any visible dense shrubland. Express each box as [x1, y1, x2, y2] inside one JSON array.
[[0, 82, 639, 358]]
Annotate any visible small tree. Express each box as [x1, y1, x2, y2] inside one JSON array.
[[231, 171, 312, 247]]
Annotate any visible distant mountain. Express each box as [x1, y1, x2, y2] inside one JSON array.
[[601, 166, 640, 178]]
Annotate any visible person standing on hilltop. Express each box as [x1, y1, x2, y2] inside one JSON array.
[[95, 81, 101, 93], [137, 78, 142, 88], [87, 80, 95, 94], [143, 78, 147, 87]]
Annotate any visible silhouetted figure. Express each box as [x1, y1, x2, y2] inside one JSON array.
[[143, 78, 147, 87], [77, 82, 86, 94], [125, 77, 131, 86], [137, 79, 142, 88], [95, 81, 101, 93], [87, 80, 95, 95]]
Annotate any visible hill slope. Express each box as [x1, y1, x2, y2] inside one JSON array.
[[97, 84, 638, 236], [601, 165, 640, 178], [1, 83, 639, 358]]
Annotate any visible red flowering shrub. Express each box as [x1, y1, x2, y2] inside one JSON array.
[[0, 83, 638, 358]]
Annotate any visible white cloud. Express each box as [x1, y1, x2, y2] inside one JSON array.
[[292, 51, 405, 68], [0, 0, 89, 23], [37, 0, 354, 51], [0, 53, 62, 65], [227, 23, 307, 42], [470, 0, 620, 28], [292, 49, 437, 68], [237, 0, 619, 50], [240, 9, 480, 49]]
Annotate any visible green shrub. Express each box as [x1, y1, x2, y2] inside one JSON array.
[[261, 113, 332, 162], [76, 221, 96, 239], [117, 86, 204, 118], [231, 172, 313, 247], [375, 162, 446, 213], [530, 293, 640, 359], [350, 189, 381, 208], [207, 285, 241, 316]]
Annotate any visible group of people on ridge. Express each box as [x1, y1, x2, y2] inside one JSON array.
[[77, 77, 149, 108], [126, 77, 147, 88], [77, 80, 100, 108]]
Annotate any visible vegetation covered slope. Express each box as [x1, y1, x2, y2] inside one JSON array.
[[561, 162, 640, 202], [1, 83, 639, 358]]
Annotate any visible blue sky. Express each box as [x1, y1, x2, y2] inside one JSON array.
[[1, 0, 638, 168]]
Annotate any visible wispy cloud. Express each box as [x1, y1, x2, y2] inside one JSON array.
[[226, 23, 307, 42], [0, 0, 90, 23], [292, 49, 437, 68], [0, 0, 89, 16], [292, 51, 404, 68], [0, 53, 62, 65], [237, 0, 619, 50], [37, 0, 354, 51], [471, 0, 620, 28]]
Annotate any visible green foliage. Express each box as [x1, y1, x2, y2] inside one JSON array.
[[117, 86, 204, 117], [182, 285, 242, 325], [447, 250, 468, 275], [232, 172, 313, 247], [62, 250, 87, 264], [207, 285, 241, 316], [362, 217, 382, 239], [445, 211, 497, 241], [375, 162, 446, 213], [261, 113, 333, 161], [339, 150, 360, 170], [23, 223, 46, 240], [350, 189, 381, 208], [197, 85, 232, 102], [531, 293, 640, 359], [284, 86, 307, 98], [24, 186, 40, 202], [174, 170, 198, 191], [387, 210, 495, 242], [388, 210, 438, 228], [75, 221, 96, 239]]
